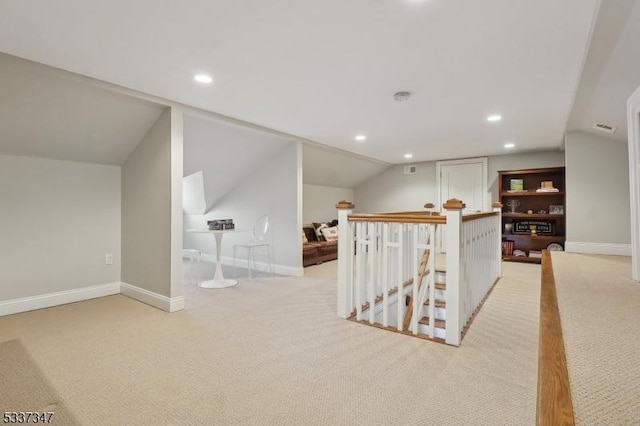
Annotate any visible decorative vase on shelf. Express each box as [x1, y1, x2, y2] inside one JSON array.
[[506, 199, 520, 213], [504, 223, 513, 234]]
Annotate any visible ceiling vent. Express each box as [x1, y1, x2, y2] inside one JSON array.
[[404, 165, 417, 175], [593, 122, 616, 134], [394, 91, 411, 102]]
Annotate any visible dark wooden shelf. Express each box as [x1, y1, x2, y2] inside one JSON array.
[[503, 213, 565, 220], [500, 191, 565, 197], [503, 255, 542, 264], [498, 167, 566, 264], [503, 234, 565, 242]]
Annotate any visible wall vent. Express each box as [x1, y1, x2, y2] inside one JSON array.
[[593, 122, 616, 134], [404, 165, 417, 175]]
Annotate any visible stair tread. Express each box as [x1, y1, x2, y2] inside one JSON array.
[[361, 286, 399, 311], [419, 317, 446, 328], [423, 299, 446, 308], [359, 281, 444, 313]]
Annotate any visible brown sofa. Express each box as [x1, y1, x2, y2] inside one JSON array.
[[303, 222, 338, 267]]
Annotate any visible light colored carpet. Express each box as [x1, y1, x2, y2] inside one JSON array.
[[550, 252, 640, 425], [303, 260, 337, 279], [0, 339, 79, 425], [0, 261, 540, 425]]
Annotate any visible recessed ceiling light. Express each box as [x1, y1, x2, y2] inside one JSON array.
[[504, 143, 515, 149], [487, 114, 502, 122], [194, 74, 213, 84], [355, 134, 367, 142], [404, 153, 413, 158]]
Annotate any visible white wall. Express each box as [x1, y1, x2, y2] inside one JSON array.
[[355, 162, 437, 213], [0, 154, 121, 301], [184, 142, 301, 274], [122, 108, 179, 299], [303, 184, 354, 224], [565, 131, 631, 252], [355, 151, 565, 213]]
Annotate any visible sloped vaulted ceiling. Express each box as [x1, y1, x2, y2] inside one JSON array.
[[0, 53, 165, 165]]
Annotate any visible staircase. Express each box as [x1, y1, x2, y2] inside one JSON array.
[[349, 269, 449, 343], [337, 199, 503, 346]]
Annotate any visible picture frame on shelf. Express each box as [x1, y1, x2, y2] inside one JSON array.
[[549, 205, 564, 215]]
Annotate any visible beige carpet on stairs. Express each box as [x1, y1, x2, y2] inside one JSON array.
[[0, 261, 540, 426], [550, 252, 640, 425]]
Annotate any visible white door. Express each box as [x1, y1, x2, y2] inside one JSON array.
[[436, 158, 488, 252], [439, 162, 486, 212]]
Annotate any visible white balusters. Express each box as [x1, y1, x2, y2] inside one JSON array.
[[367, 222, 376, 324], [397, 223, 405, 330], [410, 223, 422, 335], [354, 221, 364, 321], [381, 222, 390, 327], [427, 223, 436, 338], [336, 199, 501, 346]]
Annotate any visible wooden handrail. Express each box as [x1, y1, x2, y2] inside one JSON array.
[[537, 250, 574, 426], [461, 211, 499, 222], [348, 210, 496, 224], [347, 213, 446, 224]]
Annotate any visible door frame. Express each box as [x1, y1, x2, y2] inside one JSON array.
[[627, 86, 640, 282], [436, 157, 488, 212]]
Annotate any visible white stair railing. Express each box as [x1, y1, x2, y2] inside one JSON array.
[[444, 200, 503, 345], [336, 199, 501, 346]]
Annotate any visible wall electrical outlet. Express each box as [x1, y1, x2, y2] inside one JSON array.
[[105, 254, 113, 265]]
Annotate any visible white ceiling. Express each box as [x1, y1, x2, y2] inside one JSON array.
[[0, 0, 638, 164]]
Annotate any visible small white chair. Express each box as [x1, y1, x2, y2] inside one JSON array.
[[182, 248, 201, 285], [182, 248, 201, 262], [233, 215, 273, 277]]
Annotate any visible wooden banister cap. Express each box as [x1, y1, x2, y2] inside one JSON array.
[[336, 200, 355, 209], [492, 202, 503, 208], [424, 202, 435, 209], [443, 198, 466, 210]]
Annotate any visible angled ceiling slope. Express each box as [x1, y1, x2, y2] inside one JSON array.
[[183, 114, 294, 213], [567, 0, 640, 143], [0, 53, 165, 165], [303, 144, 390, 189]]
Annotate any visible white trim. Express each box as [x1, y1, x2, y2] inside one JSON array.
[[120, 282, 185, 312], [0, 282, 120, 317], [200, 253, 304, 277], [436, 157, 489, 211], [565, 242, 632, 257], [170, 107, 185, 299], [627, 85, 640, 281]]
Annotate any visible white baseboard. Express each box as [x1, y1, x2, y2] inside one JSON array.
[[565, 241, 632, 256], [0, 282, 120, 317], [200, 254, 304, 277], [120, 282, 184, 312]]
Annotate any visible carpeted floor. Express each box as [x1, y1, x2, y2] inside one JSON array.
[[0, 261, 541, 425], [0, 339, 79, 425], [550, 252, 640, 425]]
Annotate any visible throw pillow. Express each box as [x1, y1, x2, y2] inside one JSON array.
[[321, 226, 338, 242], [302, 231, 308, 244], [314, 223, 328, 241]]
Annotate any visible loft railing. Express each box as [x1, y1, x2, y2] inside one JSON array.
[[336, 199, 502, 346]]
